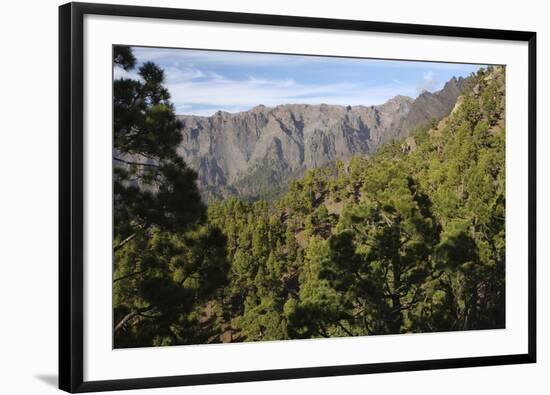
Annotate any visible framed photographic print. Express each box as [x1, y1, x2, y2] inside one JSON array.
[[59, 2, 537, 392]]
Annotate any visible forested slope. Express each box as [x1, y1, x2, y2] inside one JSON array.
[[207, 65, 505, 342], [113, 47, 505, 347]]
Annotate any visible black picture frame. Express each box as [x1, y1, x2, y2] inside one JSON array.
[[59, 2, 537, 392]]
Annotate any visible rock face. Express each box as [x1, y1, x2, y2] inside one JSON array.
[[177, 75, 467, 201]]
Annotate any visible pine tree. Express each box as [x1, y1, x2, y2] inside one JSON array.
[[113, 46, 228, 347]]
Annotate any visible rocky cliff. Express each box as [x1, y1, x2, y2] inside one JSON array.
[[176, 75, 467, 201]]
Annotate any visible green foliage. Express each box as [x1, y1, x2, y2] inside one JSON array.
[[113, 45, 136, 70], [113, 47, 228, 348], [114, 62, 505, 345], [210, 66, 505, 341]]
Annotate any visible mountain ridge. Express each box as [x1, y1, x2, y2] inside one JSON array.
[[176, 75, 469, 201]]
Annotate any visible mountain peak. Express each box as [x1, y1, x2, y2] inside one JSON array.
[[251, 104, 268, 112], [443, 75, 462, 89], [176, 74, 471, 201], [388, 94, 414, 104]]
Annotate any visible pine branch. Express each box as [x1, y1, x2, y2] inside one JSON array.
[[113, 232, 137, 252], [114, 305, 156, 334], [113, 268, 148, 283], [113, 156, 159, 167]]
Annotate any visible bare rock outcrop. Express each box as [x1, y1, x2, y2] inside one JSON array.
[[176, 75, 468, 201]]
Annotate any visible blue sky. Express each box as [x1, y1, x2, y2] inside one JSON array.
[[114, 46, 485, 116]]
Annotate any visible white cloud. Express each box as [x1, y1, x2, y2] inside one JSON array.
[[132, 47, 316, 68], [119, 47, 483, 117], [113, 65, 139, 80], [132, 46, 483, 71], [169, 74, 418, 116], [163, 65, 205, 83], [417, 71, 441, 93]]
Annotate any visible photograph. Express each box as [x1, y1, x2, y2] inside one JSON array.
[[112, 45, 506, 349]]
